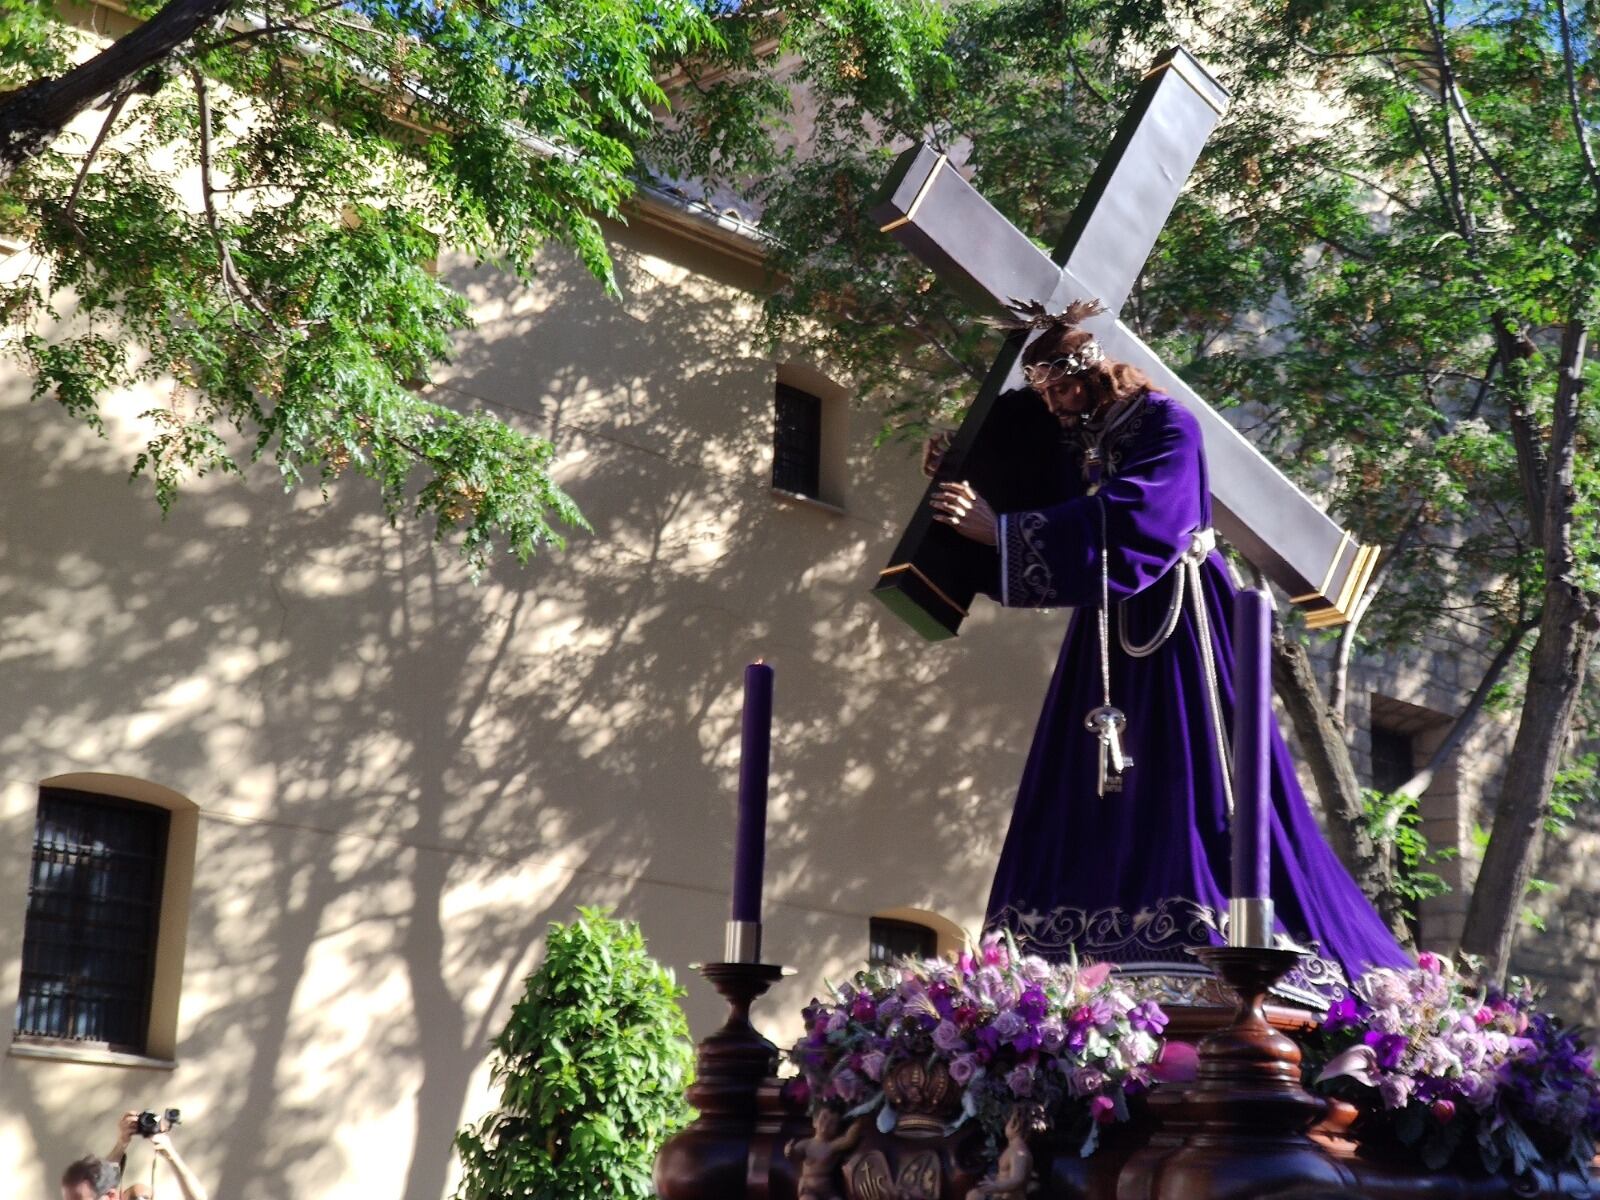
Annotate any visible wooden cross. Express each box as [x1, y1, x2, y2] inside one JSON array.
[[870, 47, 1378, 641]]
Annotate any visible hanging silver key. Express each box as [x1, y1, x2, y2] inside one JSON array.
[[1084, 705, 1132, 795]]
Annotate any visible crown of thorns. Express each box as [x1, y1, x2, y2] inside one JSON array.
[[983, 296, 1108, 332]]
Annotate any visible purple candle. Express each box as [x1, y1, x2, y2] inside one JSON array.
[[732, 660, 774, 924], [1230, 589, 1272, 901]]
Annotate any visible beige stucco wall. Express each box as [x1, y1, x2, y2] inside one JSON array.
[[0, 206, 1072, 1198]]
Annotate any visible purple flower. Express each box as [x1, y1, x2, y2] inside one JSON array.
[[1038, 1019, 1066, 1052], [933, 1020, 966, 1053], [850, 992, 877, 1023], [1069, 1067, 1108, 1097], [1363, 1030, 1410, 1071], [1017, 986, 1049, 1025], [832, 1067, 862, 1104], [1129, 1000, 1168, 1035], [1378, 1074, 1413, 1109], [957, 950, 976, 977], [949, 1053, 981, 1085], [1323, 995, 1360, 1032], [1006, 1065, 1035, 1097], [975, 1025, 1002, 1062], [993, 1010, 1027, 1043]]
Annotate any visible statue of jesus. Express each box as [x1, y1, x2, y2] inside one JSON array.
[[924, 304, 1409, 1000]]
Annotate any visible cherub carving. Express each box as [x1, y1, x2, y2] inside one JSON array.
[[788, 1108, 866, 1200], [964, 1107, 1036, 1200]]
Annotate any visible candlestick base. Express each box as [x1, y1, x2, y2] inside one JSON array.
[[1226, 897, 1275, 948], [654, 960, 785, 1200], [724, 919, 762, 964], [1120, 945, 1336, 1200]]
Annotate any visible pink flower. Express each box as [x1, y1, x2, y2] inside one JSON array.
[[781, 1077, 810, 1109], [1089, 1095, 1117, 1124], [1432, 1098, 1456, 1124], [1417, 951, 1442, 974], [957, 950, 976, 977], [980, 935, 1010, 970], [1077, 962, 1113, 991], [1474, 1006, 1495, 1028], [1152, 1041, 1199, 1084]]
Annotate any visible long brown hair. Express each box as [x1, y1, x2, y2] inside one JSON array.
[[1022, 327, 1152, 409]]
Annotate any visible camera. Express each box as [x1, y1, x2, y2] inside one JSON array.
[[134, 1108, 180, 1137]]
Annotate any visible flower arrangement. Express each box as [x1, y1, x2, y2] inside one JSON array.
[[1304, 952, 1600, 1176], [789, 932, 1168, 1156]]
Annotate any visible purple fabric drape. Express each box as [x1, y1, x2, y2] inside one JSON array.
[[984, 391, 1409, 990]]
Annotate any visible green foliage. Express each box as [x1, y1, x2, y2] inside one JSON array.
[[454, 907, 694, 1200], [1363, 788, 1456, 925]]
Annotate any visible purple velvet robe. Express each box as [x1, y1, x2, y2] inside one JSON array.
[[984, 389, 1409, 996]]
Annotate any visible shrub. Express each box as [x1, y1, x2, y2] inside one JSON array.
[[455, 907, 694, 1199]]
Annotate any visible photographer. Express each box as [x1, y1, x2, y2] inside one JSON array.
[[58, 1157, 119, 1200], [106, 1111, 208, 1200]]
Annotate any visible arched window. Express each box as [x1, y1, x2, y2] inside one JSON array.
[[868, 907, 966, 965]]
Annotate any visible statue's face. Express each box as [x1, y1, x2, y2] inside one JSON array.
[[817, 1110, 840, 1137], [1038, 373, 1095, 422]]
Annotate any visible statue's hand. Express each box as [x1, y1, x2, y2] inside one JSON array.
[[931, 481, 998, 547], [922, 430, 953, 478]]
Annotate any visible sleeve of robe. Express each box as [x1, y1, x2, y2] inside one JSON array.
[[996, 398, 1206, 609]]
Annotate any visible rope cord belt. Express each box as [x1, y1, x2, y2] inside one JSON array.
[[1091, 523, 1236, 815]]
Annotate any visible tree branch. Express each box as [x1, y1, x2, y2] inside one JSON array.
[[63, 91, 131, 225], [190, 68, 271, 323], [1404, 0, 1555, 232], [1554, 0, 1600, 196], [0, 0, 236, 182], [1396, 618, 1536, 800]]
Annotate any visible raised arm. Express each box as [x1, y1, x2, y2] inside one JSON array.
[[149, 1133, 209, 1200]]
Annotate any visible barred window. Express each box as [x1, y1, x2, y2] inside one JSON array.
[[772, 383, 823, 498], [15, 788, 170, 1053], [869, 917, 937, 966], [1370, 724, 1416, 795]]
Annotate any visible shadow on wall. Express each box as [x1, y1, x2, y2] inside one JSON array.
[[0, 220, 1062, 1200]]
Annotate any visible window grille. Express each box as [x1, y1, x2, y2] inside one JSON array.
[[773, 383, 823, 498], [869, 917, 938, 966], [1370, 725, 1416, 795], [15, 789, 169, 1052]]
